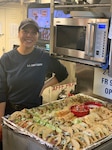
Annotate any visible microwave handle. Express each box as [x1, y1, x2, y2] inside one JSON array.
[[85, 23, 95, 57]]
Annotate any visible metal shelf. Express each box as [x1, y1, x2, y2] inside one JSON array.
[[55, 3, 110, 9]]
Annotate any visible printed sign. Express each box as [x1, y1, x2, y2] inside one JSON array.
[[42, 82, 76, 103], [93, 68, 112, 100]]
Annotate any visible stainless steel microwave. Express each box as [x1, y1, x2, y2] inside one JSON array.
[[52, 18, 109, 63]]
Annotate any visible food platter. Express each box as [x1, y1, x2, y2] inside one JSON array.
[[2, 93, 112, 150]]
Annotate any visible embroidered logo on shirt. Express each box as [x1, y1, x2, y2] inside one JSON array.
[[27, 63, 43, 67]]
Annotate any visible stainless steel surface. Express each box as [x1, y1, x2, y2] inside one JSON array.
[[50, 0, 55, 54], [86, 0, 101, 4], [53, 18, 109, 63], [54, 55, 102, 66], [85, 22, 94, 57], [54, 3, 110, 9], [75, 63, 94, 95], [50, 0, 111, 67], [3, 125, 112, 150], [3, 125, 52, 150], [75, 63, 112, 103], [70, 11, 104, 17], [94, 139, 112, 150], [108, 40, 112, 77]]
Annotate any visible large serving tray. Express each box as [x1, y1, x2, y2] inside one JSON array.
[[2, 93, 112, 150]]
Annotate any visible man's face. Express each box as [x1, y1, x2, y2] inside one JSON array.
[[18, 25, 39, 48]]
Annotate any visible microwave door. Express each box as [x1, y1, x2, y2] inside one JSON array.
[[85, 23, 95, 59]]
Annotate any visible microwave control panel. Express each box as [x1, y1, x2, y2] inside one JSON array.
[[94, 23, 108, 59]]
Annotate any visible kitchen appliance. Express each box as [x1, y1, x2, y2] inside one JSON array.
[[52, 17, 109, 64]]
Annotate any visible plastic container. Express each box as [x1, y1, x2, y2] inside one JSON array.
[[84, 101, 103, 109], [71, 104, 89, 117]]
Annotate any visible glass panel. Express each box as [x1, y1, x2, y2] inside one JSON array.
[[56, 25, 86, 51]]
